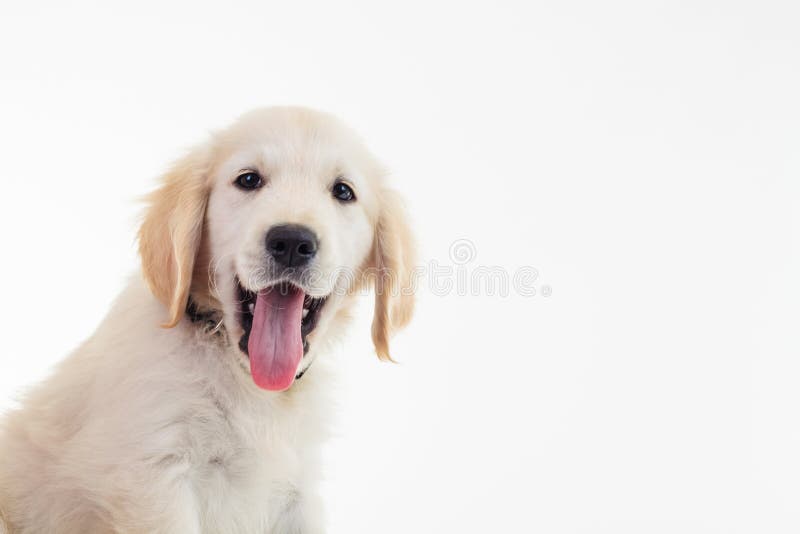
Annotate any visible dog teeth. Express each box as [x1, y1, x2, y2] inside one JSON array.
[[302, 309, 309, 319], [248, 303, 255, 314]]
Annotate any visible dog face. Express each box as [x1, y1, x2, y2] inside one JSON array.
[[138, 108, 415, 391]]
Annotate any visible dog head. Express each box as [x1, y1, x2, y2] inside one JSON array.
[[138, 107, 415, 391]]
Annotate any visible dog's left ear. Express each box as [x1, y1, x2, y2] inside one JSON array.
[[371, 188, 416, 361], [138, 147, 211, 328]]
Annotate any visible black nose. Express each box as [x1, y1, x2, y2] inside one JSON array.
[[266, 224, 318, 268]]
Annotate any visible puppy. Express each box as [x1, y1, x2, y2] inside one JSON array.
[[0, 107, 415, 533]]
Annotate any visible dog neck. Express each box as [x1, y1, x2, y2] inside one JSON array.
[[185, 296, 225, 335]]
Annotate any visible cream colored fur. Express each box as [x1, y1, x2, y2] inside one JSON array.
[[0, 108, 414, 533]]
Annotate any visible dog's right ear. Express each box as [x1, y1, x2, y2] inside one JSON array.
[[138, 146, 211, 328]]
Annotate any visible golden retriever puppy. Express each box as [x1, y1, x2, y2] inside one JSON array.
[[0, 107, 414, 534]]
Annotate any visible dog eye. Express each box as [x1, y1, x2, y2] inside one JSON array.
[[235, 172, 263, 190], [332, 181, 356, 202]]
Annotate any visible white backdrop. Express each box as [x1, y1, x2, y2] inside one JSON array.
[[1, 1, 799, 532]]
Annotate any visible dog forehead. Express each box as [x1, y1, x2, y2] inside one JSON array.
[[215, 108, 376, 169], [220, 108, 359, 154], [214, 136, 359, 187]]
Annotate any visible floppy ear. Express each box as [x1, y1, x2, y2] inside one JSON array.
[[138, 148, 211, 327], [371, 188, 416, 361]]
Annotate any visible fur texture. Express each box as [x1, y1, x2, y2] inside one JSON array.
[[0, 107, 414, 533]]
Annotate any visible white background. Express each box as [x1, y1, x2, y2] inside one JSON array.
[[1, 1, 799, 532]]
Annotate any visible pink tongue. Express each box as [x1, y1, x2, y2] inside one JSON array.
[[248, 285, 305, 391]]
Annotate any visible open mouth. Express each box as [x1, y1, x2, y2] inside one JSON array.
[[236, 280, 326, 391]]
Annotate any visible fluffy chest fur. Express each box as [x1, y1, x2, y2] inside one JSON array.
[[0, 279, 332, 534]]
